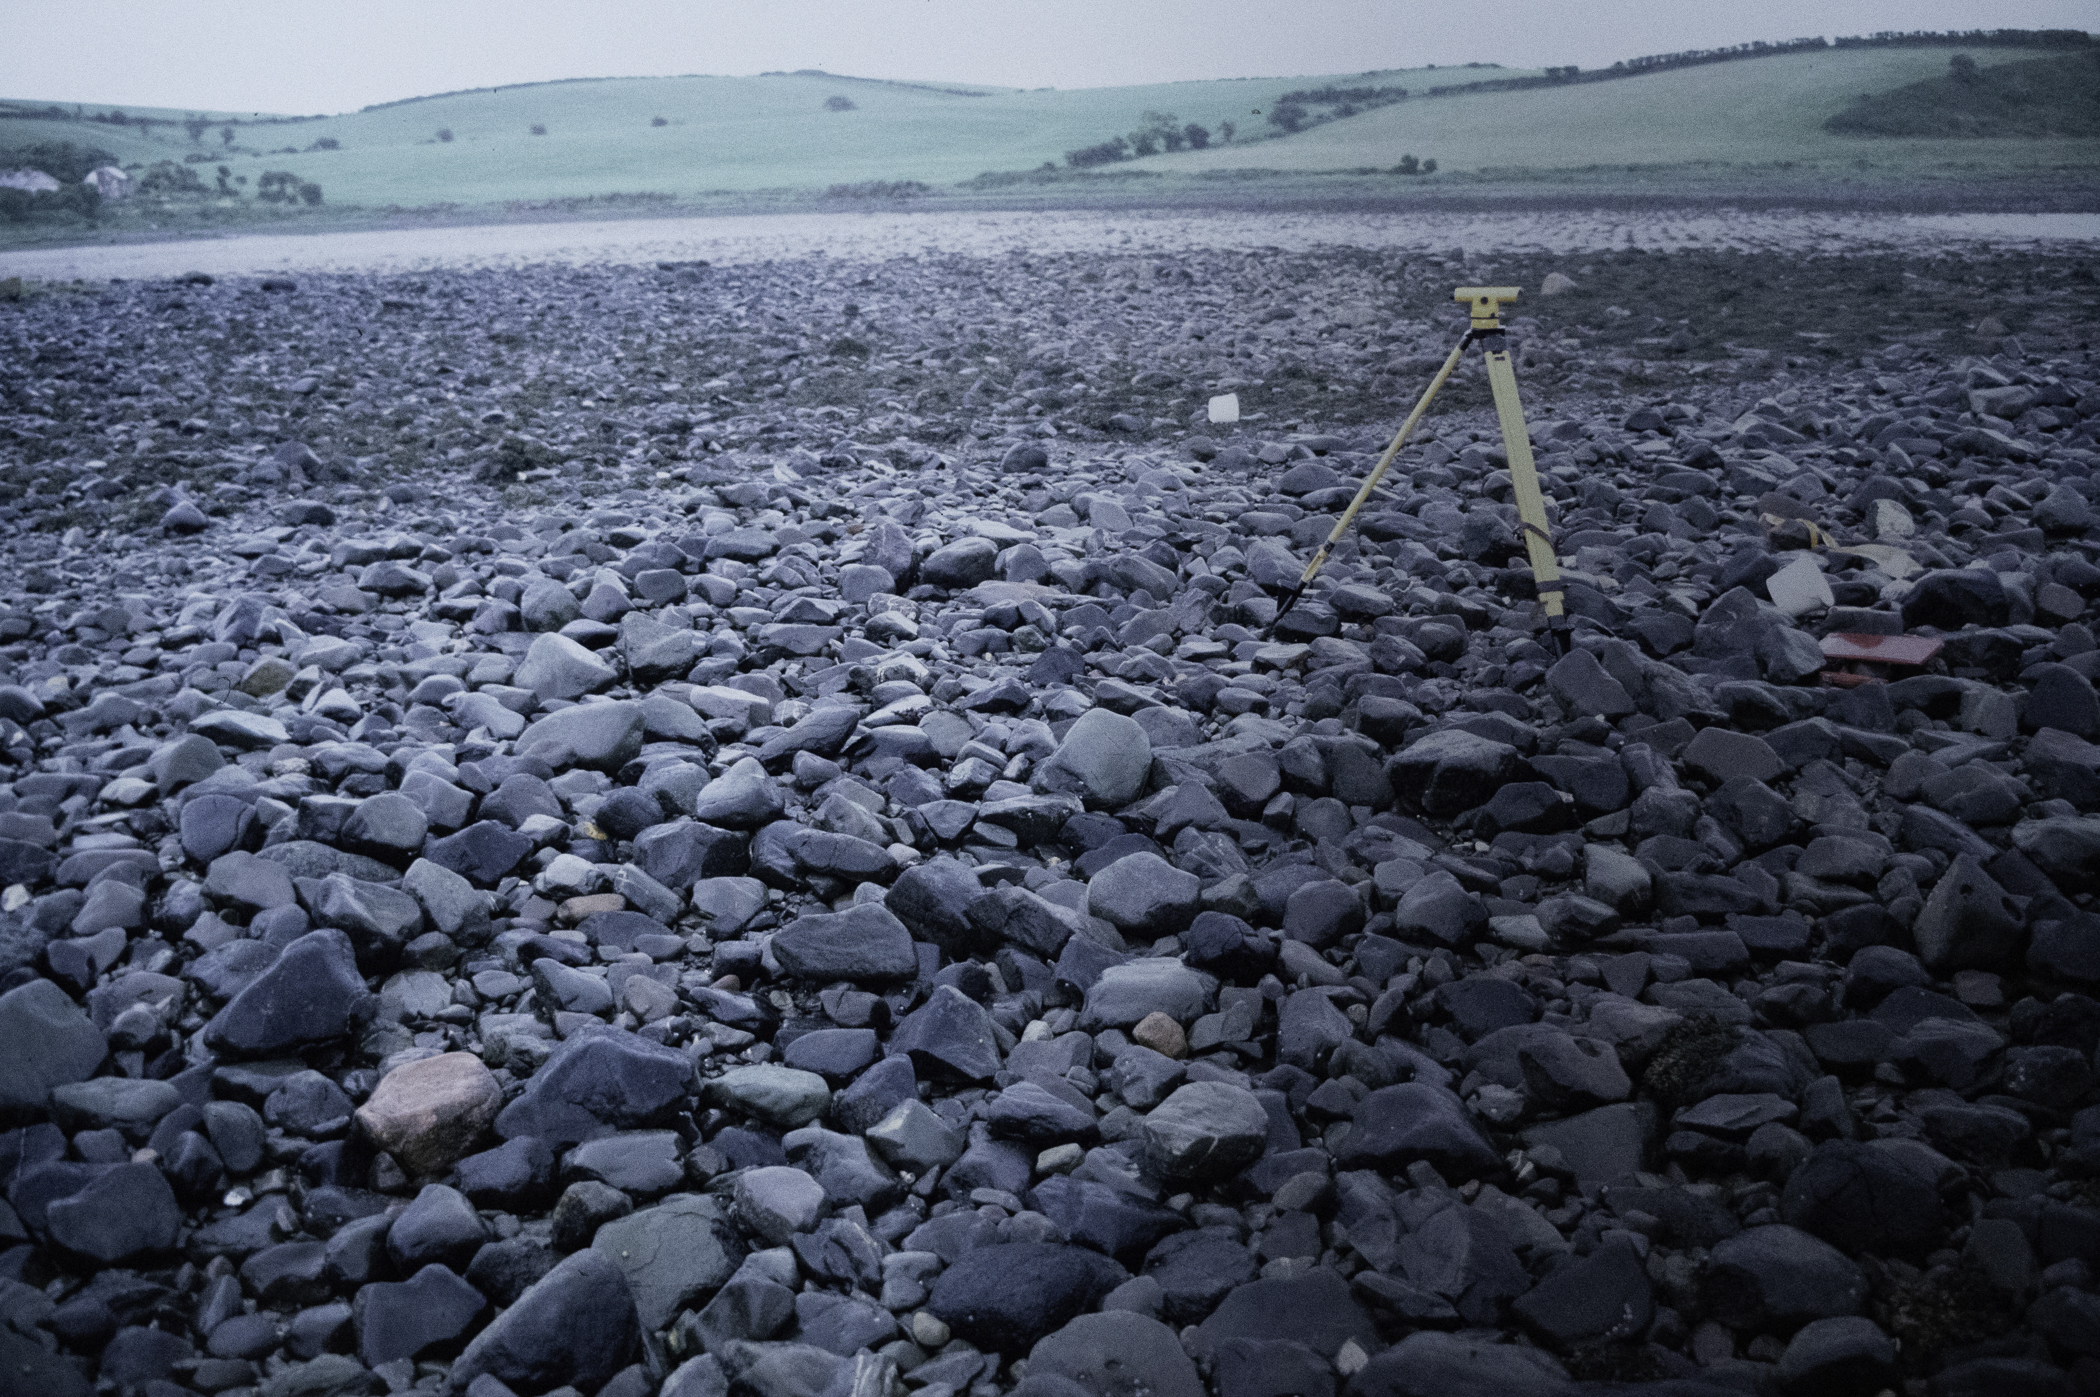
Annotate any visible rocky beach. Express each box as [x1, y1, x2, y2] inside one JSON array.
[[0, 221, 2098, 1397]]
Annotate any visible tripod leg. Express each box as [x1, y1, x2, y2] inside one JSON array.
[[1480, 344, 1569, 651], [1268, 331, 1471, 633]]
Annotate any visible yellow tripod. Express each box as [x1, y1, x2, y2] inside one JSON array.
[[1268, 287, 1568, 652]]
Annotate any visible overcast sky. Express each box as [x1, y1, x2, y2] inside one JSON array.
[[5, 1, 2093, 114]]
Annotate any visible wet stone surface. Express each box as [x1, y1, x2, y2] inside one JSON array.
[[0, 235, 2096, 1396]]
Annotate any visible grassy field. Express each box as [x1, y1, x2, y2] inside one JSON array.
[[1, 42, 2094, 245], [0, 66, 1502, 206], [1132, 46, 2097, 179]]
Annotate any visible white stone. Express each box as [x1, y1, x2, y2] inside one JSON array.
[[1765, 555, 1834, 618], [1870, 498, 1916, 540], [1207, 393, 1239, 424]]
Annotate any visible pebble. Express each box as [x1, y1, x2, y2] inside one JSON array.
[[352, 1050, 503, 1175], [0, 233, 2095, 1397]]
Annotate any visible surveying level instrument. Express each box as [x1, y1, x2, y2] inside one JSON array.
[[1268, 286, 1569, 654]]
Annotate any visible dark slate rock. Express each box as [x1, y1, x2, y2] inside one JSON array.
[[1775, 1315, 1899, 1397], [886, 859, 990, 954], [1780, 1140, 1947, 1259], [1143, 1228, 1260, 1326], [593, 1194, 745, 1332], [889, 984, 1002, 1081], [782, 1028, 880, 1081], [771, 903, 916, 982], [1388, 731, 1522, 816], [1346, 1331, 1570, 1397], [1702, 1223, 1869, 1330], [422, 821, 535, 885], [928, 1242, 1128, 1354], [0, 977, 107, 1116], [830, 1055, 917, 1136], [1027, 1311, 1204, 1397], [1197, 1269, 1379, 1360], [387, 1183, 487, 1271], [1509, 1236, 1651, 1349], [354, 1262, 484, 1367], [203, 929, 372, 1059], [494, 1031, 693, 1145], [1031, 1174, 1185, 1265], [45, 1161, 181, 1263], [450, 1248, 641, 1394], [464, 1235, 558, 1309], [1338, 1083, 1500, 1178]]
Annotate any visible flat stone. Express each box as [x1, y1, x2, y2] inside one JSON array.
[[354, 1052, 503, 1176]]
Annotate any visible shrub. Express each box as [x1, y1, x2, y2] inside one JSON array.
[[1064, 136, 1130, 168], [257, 170, 304, 203], [1424, 158, 1437, 173], [1183, 123, 1210, 149], [822, 179, 932, 199], [529, 124, 547, 135], [184, 116, 208, 144], [307, 137, 340, 151], [825, 95, 857, 111], [1268, 99, 1308, 131], [0, 140, 118, 183], [138, 161, 208, 196], [1219, 120, 1235, 143], [1, 182, 102, 224], [651, 115, 668, 127], [220, 125, 234, 148], [436, 128, 454, 142], [299, 181, 322, 205]]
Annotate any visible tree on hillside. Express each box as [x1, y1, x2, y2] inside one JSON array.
[[825, 95, 857, 111], [220, 125, 234, 148], [1136, 110, 1184, 151], [1184, 123, 1211, 149], [1219, 120, 1236, 143], [184, 116, 208, 144], [651, 115, 668, 126], [1950, 53, 1981, 82], [530, 124, 547, 135], [437, 128, 454, 143]]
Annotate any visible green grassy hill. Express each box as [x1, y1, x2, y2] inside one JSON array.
[[1825, 49, 2100, 136], [1130, 45, 2097, 178], [0, 66, 1504, 206], [1, 40, 2094, 224]]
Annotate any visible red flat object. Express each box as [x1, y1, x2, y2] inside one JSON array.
[[1819, 633, 1944, 666]]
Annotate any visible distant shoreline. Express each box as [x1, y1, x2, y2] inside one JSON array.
[[4, 202, 2096, 283], [4, 166, 2099, 265]]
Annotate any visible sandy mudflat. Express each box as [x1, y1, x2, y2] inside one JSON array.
[[2, 207, 2096, 281]]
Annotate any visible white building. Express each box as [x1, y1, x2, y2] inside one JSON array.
[[82, 166, 133, 199], [0, 168, 61, 193]]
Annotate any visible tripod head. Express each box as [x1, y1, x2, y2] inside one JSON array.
[[1455, 286, 1521, 331]]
